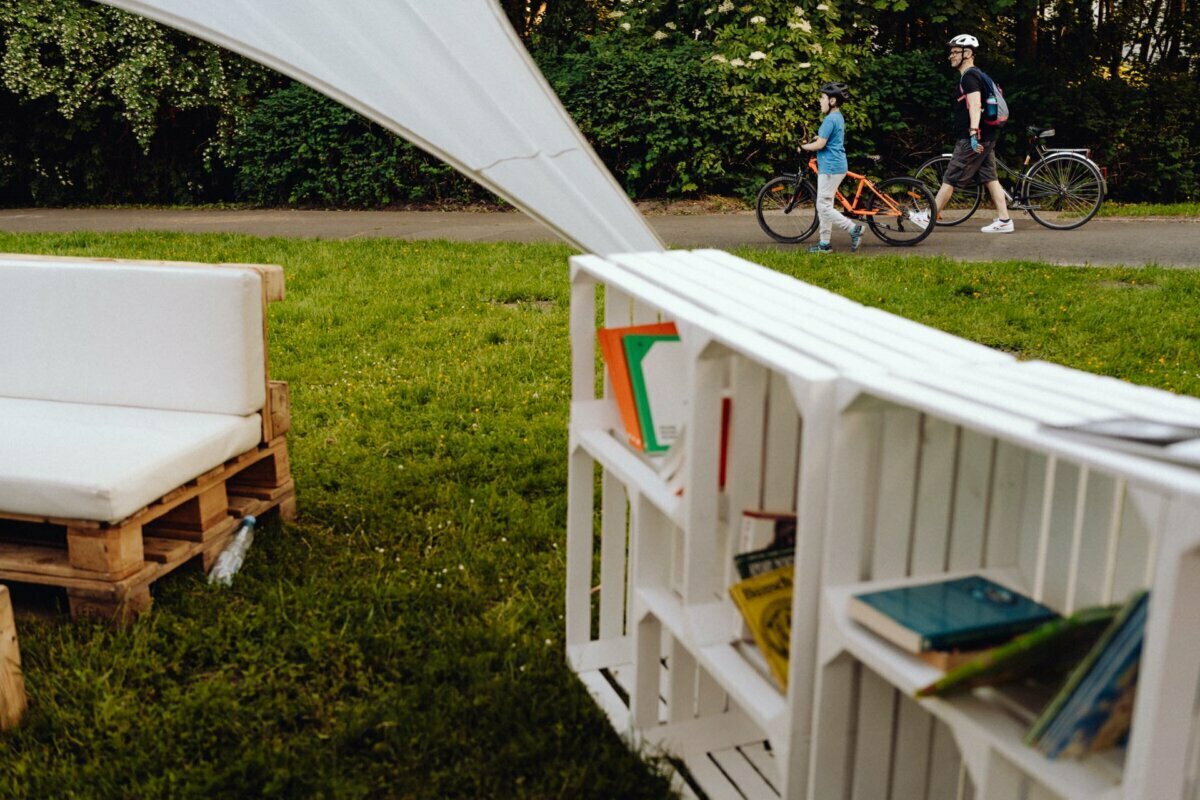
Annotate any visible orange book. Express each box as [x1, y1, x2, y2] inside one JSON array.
[[597, 322, 678, 451]]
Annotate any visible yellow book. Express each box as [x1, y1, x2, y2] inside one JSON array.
[[729, 565, 794, 690]]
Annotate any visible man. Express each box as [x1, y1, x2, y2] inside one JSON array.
[[926, 34, 1014, 233]]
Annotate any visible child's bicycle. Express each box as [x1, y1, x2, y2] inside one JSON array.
[[755, 157, 936, 246]]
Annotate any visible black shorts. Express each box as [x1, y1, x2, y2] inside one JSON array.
[[942, 138, 998, 187]]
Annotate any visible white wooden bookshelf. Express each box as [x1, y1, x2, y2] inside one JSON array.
[[565, 249, 1200, 800]]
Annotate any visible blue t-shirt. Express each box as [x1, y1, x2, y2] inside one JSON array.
[[816, 111, 848, 174]]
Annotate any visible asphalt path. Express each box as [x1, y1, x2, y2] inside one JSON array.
[[0, 207, 1196, 267]]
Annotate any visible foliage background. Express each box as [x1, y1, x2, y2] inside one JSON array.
[[0, 0, 1196, 205]]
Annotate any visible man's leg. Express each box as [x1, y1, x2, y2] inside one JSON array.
[[935, 183, 957, 218], [984, 180, 1009, 220]]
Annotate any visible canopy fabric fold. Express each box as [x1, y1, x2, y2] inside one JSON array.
[[98, 0, 664, 255]]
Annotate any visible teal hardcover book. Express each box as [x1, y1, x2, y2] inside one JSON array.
[[849, 575, 1059, 654]]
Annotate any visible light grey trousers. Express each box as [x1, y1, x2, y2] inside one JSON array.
[[816, 172, 858, 243]]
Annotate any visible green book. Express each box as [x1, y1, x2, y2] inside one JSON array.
[[623, 333, 684, 453], [917, 602, 1119, 698]]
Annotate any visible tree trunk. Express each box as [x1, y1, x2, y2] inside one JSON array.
[[1015, 0, 1040, 63]]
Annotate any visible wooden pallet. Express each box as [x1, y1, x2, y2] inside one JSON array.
[[0, 436, 295, 621]]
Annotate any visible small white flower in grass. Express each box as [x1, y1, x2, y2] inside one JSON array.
[[717, 0, 734, 11], [750, 14, 766, 23], [799, 19, 812, 31], [621, 21, 631, 30], [816, 3, 828, 8], [799, 62, 812, 68], [375, 547, 385, 553], [608, 9, 624, 17], [665, 21, 677, 28], [436, 582, 442, 589], [711, 53, 728, 62], [458, 564, 465, 571], [653, 30, 668, 39], [811, 42, 823, 53], [749, 51, 767, 60], [730, 57, 745, 66], [545, 638, 553, 646], [793, 4, 804, 14]]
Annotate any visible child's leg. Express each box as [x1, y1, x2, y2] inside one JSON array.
[[821, 173, 858, 235], [816, 173, 838, 243]]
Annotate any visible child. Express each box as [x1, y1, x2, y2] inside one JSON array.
[[799, 82, 863, 253]]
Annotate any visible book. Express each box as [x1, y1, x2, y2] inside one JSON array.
[[1025, 590, 1149, 759], [916, 602, 1119, 698], [1043, 417, 1200, 468], [597, 322, 678, 451], [849, 575, 1059, 655], [740, 510, 797, 553], [624, 333, 686, 453], [729, 565, 794, 689], [734, 543, 795, 580]]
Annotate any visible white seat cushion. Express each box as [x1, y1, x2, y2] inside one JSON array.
[[0, 258, 265, 415], [0, 398, 261, 523]]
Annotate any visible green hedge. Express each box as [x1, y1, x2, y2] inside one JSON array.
[[228, 84, 489, 207]]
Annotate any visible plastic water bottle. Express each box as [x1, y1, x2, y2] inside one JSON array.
[[208, 515, 257, 586]]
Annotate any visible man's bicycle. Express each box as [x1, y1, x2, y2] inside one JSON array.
[[913, 126, 1107, 230], [756, 157, 936, 246]]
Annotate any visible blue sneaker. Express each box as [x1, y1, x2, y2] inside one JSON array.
[[849, 224, 864, 252], [807, 242, 833, 254]]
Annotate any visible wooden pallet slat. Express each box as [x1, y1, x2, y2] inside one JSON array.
[[0, 585, 25, 730]]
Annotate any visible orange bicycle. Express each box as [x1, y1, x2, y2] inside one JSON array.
[[756, 157, 936, 246]]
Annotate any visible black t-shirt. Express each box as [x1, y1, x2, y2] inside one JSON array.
[[952, 69, 995, 142]]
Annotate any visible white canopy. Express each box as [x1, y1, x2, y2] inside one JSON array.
[[97, 0, 664, 255]]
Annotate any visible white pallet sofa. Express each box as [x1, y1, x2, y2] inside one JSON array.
[[566, 250, 1200, 800], [568, 250, 1016, 798], [0, 254, 294, 619]]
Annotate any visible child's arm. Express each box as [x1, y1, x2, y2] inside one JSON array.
[[798, 136, 828, 153]]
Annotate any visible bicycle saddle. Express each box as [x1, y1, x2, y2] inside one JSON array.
[[1026, 126, 1056, 138]]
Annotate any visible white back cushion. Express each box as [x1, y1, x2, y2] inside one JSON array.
[[0, 259, 265, 415]]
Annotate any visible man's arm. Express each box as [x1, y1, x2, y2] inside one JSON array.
[[965, 91, 983, 151]]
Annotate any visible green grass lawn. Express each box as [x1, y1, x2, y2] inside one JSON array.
[[0, 232, 1198, 798], [1096, 201, 1200, 218]]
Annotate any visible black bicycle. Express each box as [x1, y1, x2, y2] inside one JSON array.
[[913, 126, 1107, 230]]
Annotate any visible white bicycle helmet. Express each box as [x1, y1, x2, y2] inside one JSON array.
[[947, 34, 980, 49]]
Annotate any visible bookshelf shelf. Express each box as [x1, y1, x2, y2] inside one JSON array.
[[637, 586, 788, 735], [571, 412, 682, 526], [821, 574, 1125, 800]]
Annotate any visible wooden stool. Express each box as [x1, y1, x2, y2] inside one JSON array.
[[0, 585, 26, 729]]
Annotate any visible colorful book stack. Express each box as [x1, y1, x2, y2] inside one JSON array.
[[848, 575, 1151, 761], [1024, 590, 1149, 759], [598, 324, 731, 487], [734, 510, 797, 580], [597, 322, 685, 453]]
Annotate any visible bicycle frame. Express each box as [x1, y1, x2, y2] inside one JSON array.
[[938, 134, 1107, 209], [783, 158, 908, 217]]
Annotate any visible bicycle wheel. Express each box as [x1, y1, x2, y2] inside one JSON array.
[[865, 176, 937, 246], [1023, 154, 1105, 230], [913, 155, 981, 226], [755, 176, 819, 243]]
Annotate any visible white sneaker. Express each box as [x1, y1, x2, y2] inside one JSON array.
[[909, 209, 930, 230], [981, 218, 1015, 233]]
